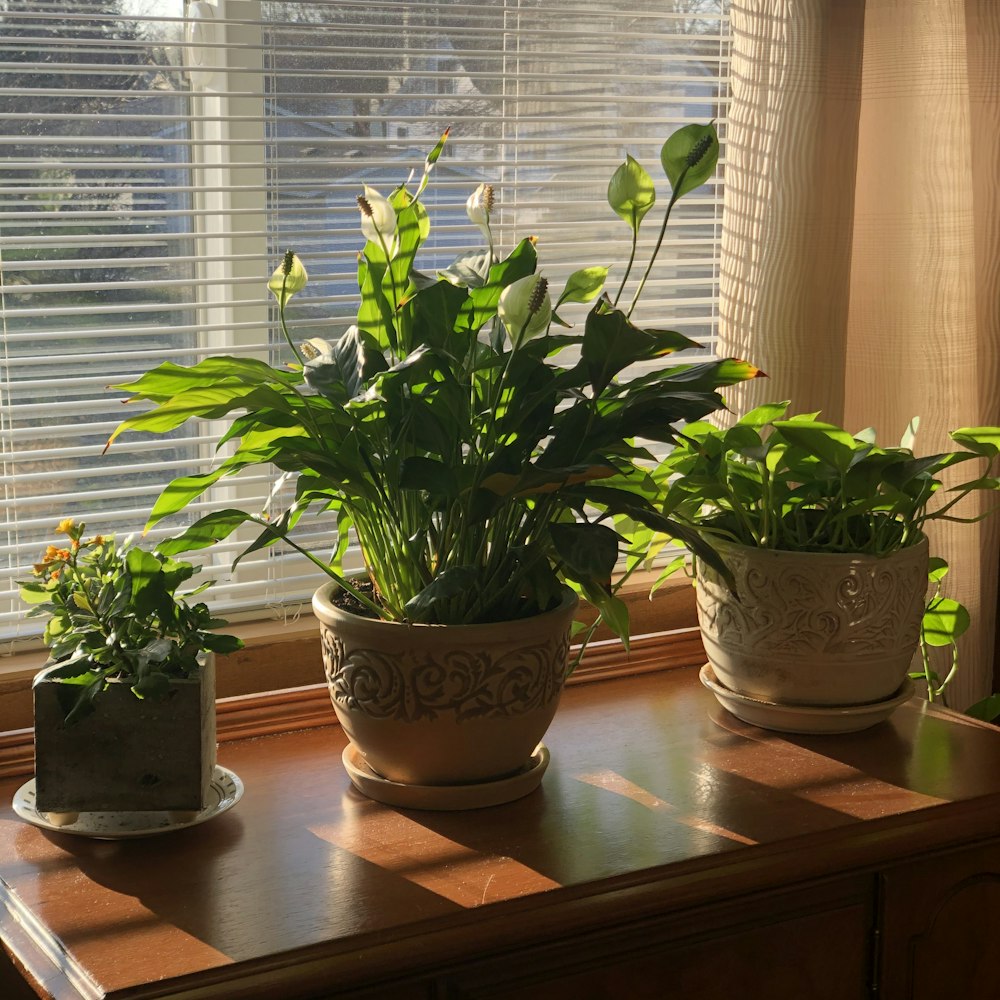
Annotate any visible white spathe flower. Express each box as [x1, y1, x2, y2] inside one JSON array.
[[466, 183, 495, 246], [466, 183, 494, 226], [497, 273, 551, 343], [267, 250, 308, 308], [358, 186, 397, 249]]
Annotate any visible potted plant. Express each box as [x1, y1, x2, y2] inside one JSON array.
[[655, 402, 1000, 732], [106, 125, 759, 806], [19, 520, 243, 821]]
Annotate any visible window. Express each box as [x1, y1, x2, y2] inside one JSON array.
[[1, 0, 730, 646]]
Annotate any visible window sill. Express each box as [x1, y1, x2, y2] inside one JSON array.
[[0, 577, 699, 743]]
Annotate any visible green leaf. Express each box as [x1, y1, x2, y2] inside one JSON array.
[[407, 277, 471, 352], [18, 583, 51, 605], [967, 694, 1000, 724], [607, 155, 656, 233], [457, 238, 537, 333], [147, 469, 228, 527], [556, 266, 609, 308], [155, 509, 255, 556], [951, 426, 1000, 457], [387, 192, 429, 311], [131, 671, 172, 700], [357, 252, 396, 350], [772, 420, 859, 474], [586, 589, 631, 647], [922, 597, 971, 647], [482, 462, 616, 498], [403, 566, 480, 624], [125, 547, 165, 616], [438, 250, 491, 288], [737, 400, 790, 430], [900, 416, 919, 451], [399, 456, 459, 497], [927, 557, 949, 583], [580, 302, 697, 394], [549, 522, 620, 585], [200, 632, 245, 654], [947, 476, 1000, 493], [414, 126, 450, 198], [303, 326, 388, 401], [111, 356, 299, 399], [108, 385, 294, 449], [660, 122, 719, 200]]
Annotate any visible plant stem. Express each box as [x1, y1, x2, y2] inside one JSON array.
[[611, 227, 639, 308], [625, 169, 689, 319]]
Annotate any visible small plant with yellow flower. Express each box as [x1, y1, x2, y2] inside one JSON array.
[[20, 519, 242, 724]]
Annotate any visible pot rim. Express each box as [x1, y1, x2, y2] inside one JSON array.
[[33, 656, 212, 689], [702, 531, 929, 564], [312, 579, 578, 631]]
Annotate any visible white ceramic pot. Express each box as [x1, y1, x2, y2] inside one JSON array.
[[313, 583, 578, 787], [696, 537, 929, 708]]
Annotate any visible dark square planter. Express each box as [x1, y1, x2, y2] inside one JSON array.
[[32, 656, 216, 813]]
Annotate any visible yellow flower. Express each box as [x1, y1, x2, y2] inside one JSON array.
[[56, 517, 75, 535]]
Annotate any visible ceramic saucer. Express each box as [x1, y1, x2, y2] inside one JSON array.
[[343, 744, 549, 810], [700, 664, 915, 735], [12, 765, 244, 839]]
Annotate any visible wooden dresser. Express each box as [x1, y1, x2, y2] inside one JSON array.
[[1, 665, 999, 999]]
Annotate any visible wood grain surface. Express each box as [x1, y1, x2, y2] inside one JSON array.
[[1, 667, 1000, 999]]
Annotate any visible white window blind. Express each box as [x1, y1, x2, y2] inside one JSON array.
[[0, 0, 731, 645]]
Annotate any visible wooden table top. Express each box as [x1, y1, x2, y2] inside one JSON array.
[[2, 665, 1000, 1000]]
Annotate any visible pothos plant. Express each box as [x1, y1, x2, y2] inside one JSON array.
[[107, 124, 758, 642], [19, 519, 243, 723], [652, 403, 1000, 700]]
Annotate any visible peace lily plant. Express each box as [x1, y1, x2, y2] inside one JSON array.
[[108, 125, 757, 644]]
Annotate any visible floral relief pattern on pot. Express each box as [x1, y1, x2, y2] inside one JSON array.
[[313, 582, 578, 786], [322, 628, 571, 723], [696, 537, 929, 707]]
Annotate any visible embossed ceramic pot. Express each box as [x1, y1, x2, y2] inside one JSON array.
[[696, 536, 929, 707], [313, 582, 578, 785]]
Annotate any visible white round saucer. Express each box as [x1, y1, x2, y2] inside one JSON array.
[[700, 664, 914, 735], [13, 765, 244, 839], [343, 744, 549, 810]]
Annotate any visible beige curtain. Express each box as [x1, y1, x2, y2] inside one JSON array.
[[718, 0, 1000, 707]]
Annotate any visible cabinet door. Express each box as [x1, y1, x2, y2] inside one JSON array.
[[878, 837, 1000, 999], [444, 877, 873, 1000]]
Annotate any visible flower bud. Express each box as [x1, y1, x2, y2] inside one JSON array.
[[607, 155, 655, 233], [497, 273, 552, 343]]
